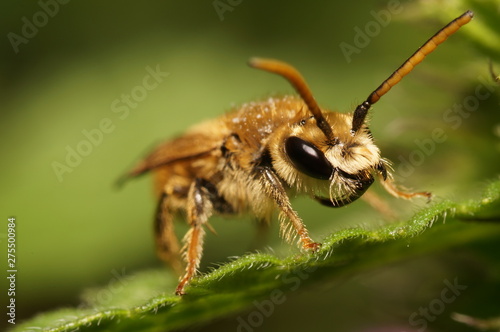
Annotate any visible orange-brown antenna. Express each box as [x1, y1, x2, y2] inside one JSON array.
[[351, 10, 474, 134], [249, 57, 334, 140]]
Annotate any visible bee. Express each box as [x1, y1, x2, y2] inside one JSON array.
[[122, 11, 473, 295]]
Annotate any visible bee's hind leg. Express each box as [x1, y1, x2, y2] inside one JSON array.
[[154, 192, 183, 274]]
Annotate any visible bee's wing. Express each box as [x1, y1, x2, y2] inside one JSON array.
[[118, 133, 219, 185]]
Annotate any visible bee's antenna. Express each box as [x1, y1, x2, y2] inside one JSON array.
[[249, 57, 335, 141], [351, 10, 474, 134]]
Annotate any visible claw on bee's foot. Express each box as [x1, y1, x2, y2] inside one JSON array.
[[303, 241, 321, 253], [175, 280, 188, 296]]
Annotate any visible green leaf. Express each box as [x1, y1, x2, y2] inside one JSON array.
[[11, 178, 500, 332]]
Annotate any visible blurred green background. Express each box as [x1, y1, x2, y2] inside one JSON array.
[[0, 0, 499, 331]]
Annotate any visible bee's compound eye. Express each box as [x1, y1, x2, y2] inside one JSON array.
[[285, 136, 333, 180]]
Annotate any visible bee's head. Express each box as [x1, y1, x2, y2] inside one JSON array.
[[248, 57, 389, 204], [285, 111, 381, 177], [271, 108, 386, 204]]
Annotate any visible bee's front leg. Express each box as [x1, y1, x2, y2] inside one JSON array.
[[257, 166, 320, 252], [379, 174, 432, 202], [175, 178, 214, 295]]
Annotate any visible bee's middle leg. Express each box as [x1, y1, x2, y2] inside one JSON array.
[[175, 178, 213, 295]]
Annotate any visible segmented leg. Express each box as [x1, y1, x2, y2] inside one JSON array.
[[257, 166, 320, 252], [379, 174, 432, 201], [154, 192, 182, 274], [175, 178, 213, 295]]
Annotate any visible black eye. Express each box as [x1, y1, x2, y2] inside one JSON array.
[[285, 136, 333, 180]]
